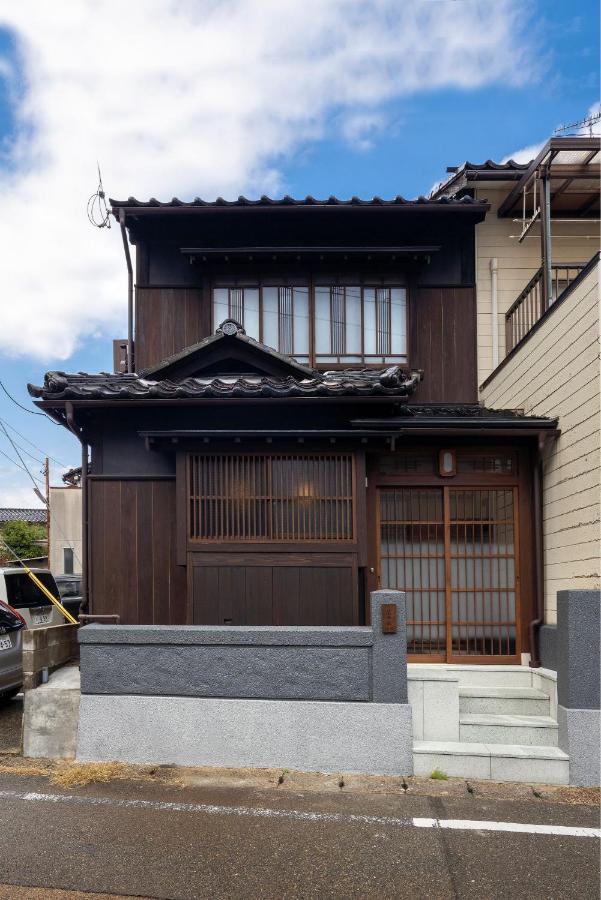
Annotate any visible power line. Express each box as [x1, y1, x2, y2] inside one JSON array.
[[0, 417, 66, 467], [0, 432, 45, 465], [0, 446, 45, 485], [0, 419, 44, 493], [0, 380, 60, 426]]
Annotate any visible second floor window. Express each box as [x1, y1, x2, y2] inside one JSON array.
[[212, 283, 407, 366], [315, 286, 406, 364]]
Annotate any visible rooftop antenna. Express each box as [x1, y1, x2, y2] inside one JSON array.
[[553, 111, 601, 137], [87, 162, 111, 228]]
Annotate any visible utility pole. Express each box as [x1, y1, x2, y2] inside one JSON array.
[[45, 457, 50, 568]]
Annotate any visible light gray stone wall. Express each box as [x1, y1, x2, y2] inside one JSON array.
[[77, 695, 414, 776], [76, 591, 413, 774], [555, 590, 601, 786]]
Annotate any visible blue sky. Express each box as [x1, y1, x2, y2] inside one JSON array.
[[0, 0, 598, 506]]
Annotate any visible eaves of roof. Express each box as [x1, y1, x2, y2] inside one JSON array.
[[110, 194, 489, 213], [28, 368, 421, 403], [430, 159, 531, 199]]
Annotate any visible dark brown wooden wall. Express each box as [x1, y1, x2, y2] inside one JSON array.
[[88, 478, 186, 624], [411, 286, 477, 402], [135, 287, 206, 371], [190, 555, 357, 626], [135, 284, 477, 402]]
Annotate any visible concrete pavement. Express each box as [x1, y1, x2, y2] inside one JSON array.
[[0, 771, 598, 899]]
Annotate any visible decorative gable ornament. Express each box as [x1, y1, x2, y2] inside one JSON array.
[[217, 319, 245, 336]]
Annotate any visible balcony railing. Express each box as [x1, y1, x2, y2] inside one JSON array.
[[505, 263, 586, 354]]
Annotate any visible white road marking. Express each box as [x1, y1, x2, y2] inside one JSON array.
[[413, 817, 601, 838], [0, 789, 598, 838]]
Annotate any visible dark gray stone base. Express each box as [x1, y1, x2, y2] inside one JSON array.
[[538, 625, 557, 672]]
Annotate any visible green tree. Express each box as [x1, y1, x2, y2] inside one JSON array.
[[0, 520, 47, 564]]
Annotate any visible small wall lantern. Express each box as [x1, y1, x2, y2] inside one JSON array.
[[438, 449, 456, 477]]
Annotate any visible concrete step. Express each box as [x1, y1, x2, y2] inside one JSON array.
[[459, 714, 558, 747], [413, 665, 534, 688], [459, 686, 550, 717], [413, 741, 569, 785]]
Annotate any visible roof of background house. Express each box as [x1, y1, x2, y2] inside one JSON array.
[[430, 159, 532, 199], [0, 508, 47, 525]]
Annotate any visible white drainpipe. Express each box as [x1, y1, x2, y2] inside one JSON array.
[[490, 257, 499, 368]]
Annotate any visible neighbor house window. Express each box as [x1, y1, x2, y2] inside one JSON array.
[[315, 285, 407, 364], [63, 548, 74, 574]]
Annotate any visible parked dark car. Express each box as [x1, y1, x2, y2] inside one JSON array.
[[0, 600, 25, 700], [54, 574, 83, 619]]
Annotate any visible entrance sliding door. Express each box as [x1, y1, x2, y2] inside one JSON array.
[[378, 486, 520, 662]]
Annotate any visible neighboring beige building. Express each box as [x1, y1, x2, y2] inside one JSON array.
[[48, 485, 82, 575], [481, 256, 600, 623], [434, 135, 600, 629]]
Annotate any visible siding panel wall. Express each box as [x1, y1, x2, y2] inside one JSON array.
[[475, 189, 600, 383], [481, 263, 600, 623], [89, 479, 186, 624]]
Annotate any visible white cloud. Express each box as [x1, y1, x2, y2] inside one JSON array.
[[502, 142, 545, 165], [502, 101, 601, 164], [577, 101, 601, 135], [340, 112, 387, 151], [0, 473, 43, 509], [0, 0, 536, 361]]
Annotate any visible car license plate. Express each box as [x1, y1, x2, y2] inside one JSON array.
[[32, 611, 51, 625], [0, 636, 12, 650]]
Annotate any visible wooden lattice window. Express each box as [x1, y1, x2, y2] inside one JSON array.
[[188, 453, 355, 541], [456, 451, 516, 475]]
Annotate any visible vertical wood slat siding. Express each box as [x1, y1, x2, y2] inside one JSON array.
[[135, 287, 204, 371], [188, 453, 354, 542], [191, 561, 356, 626], [89, 479, 186, 624], [411, 286, 477, 402]]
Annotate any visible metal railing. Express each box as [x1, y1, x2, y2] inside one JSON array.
[[505, 263, 586, 354]]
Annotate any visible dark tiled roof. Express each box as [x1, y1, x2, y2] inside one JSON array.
[[449, 160, 531, 172], [430, 158, 531, 199], [353, 404, 555, 423], [110, 194, 486, 210], [28, 367, 421, 402], [0, 508, 47, 524]]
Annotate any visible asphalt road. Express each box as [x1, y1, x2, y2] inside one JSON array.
[[0, 773, 598, 899]]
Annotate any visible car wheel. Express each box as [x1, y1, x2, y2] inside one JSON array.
[[0, 686, 22, 702]]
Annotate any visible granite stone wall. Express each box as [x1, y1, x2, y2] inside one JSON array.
[[76, 591, 413, 776], [555, 590, 601, 787]]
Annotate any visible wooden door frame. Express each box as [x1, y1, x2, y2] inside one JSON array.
[[367, 448, 529, 664]]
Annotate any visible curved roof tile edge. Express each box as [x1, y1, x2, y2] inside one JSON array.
[[109, 194, 487, 209]]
